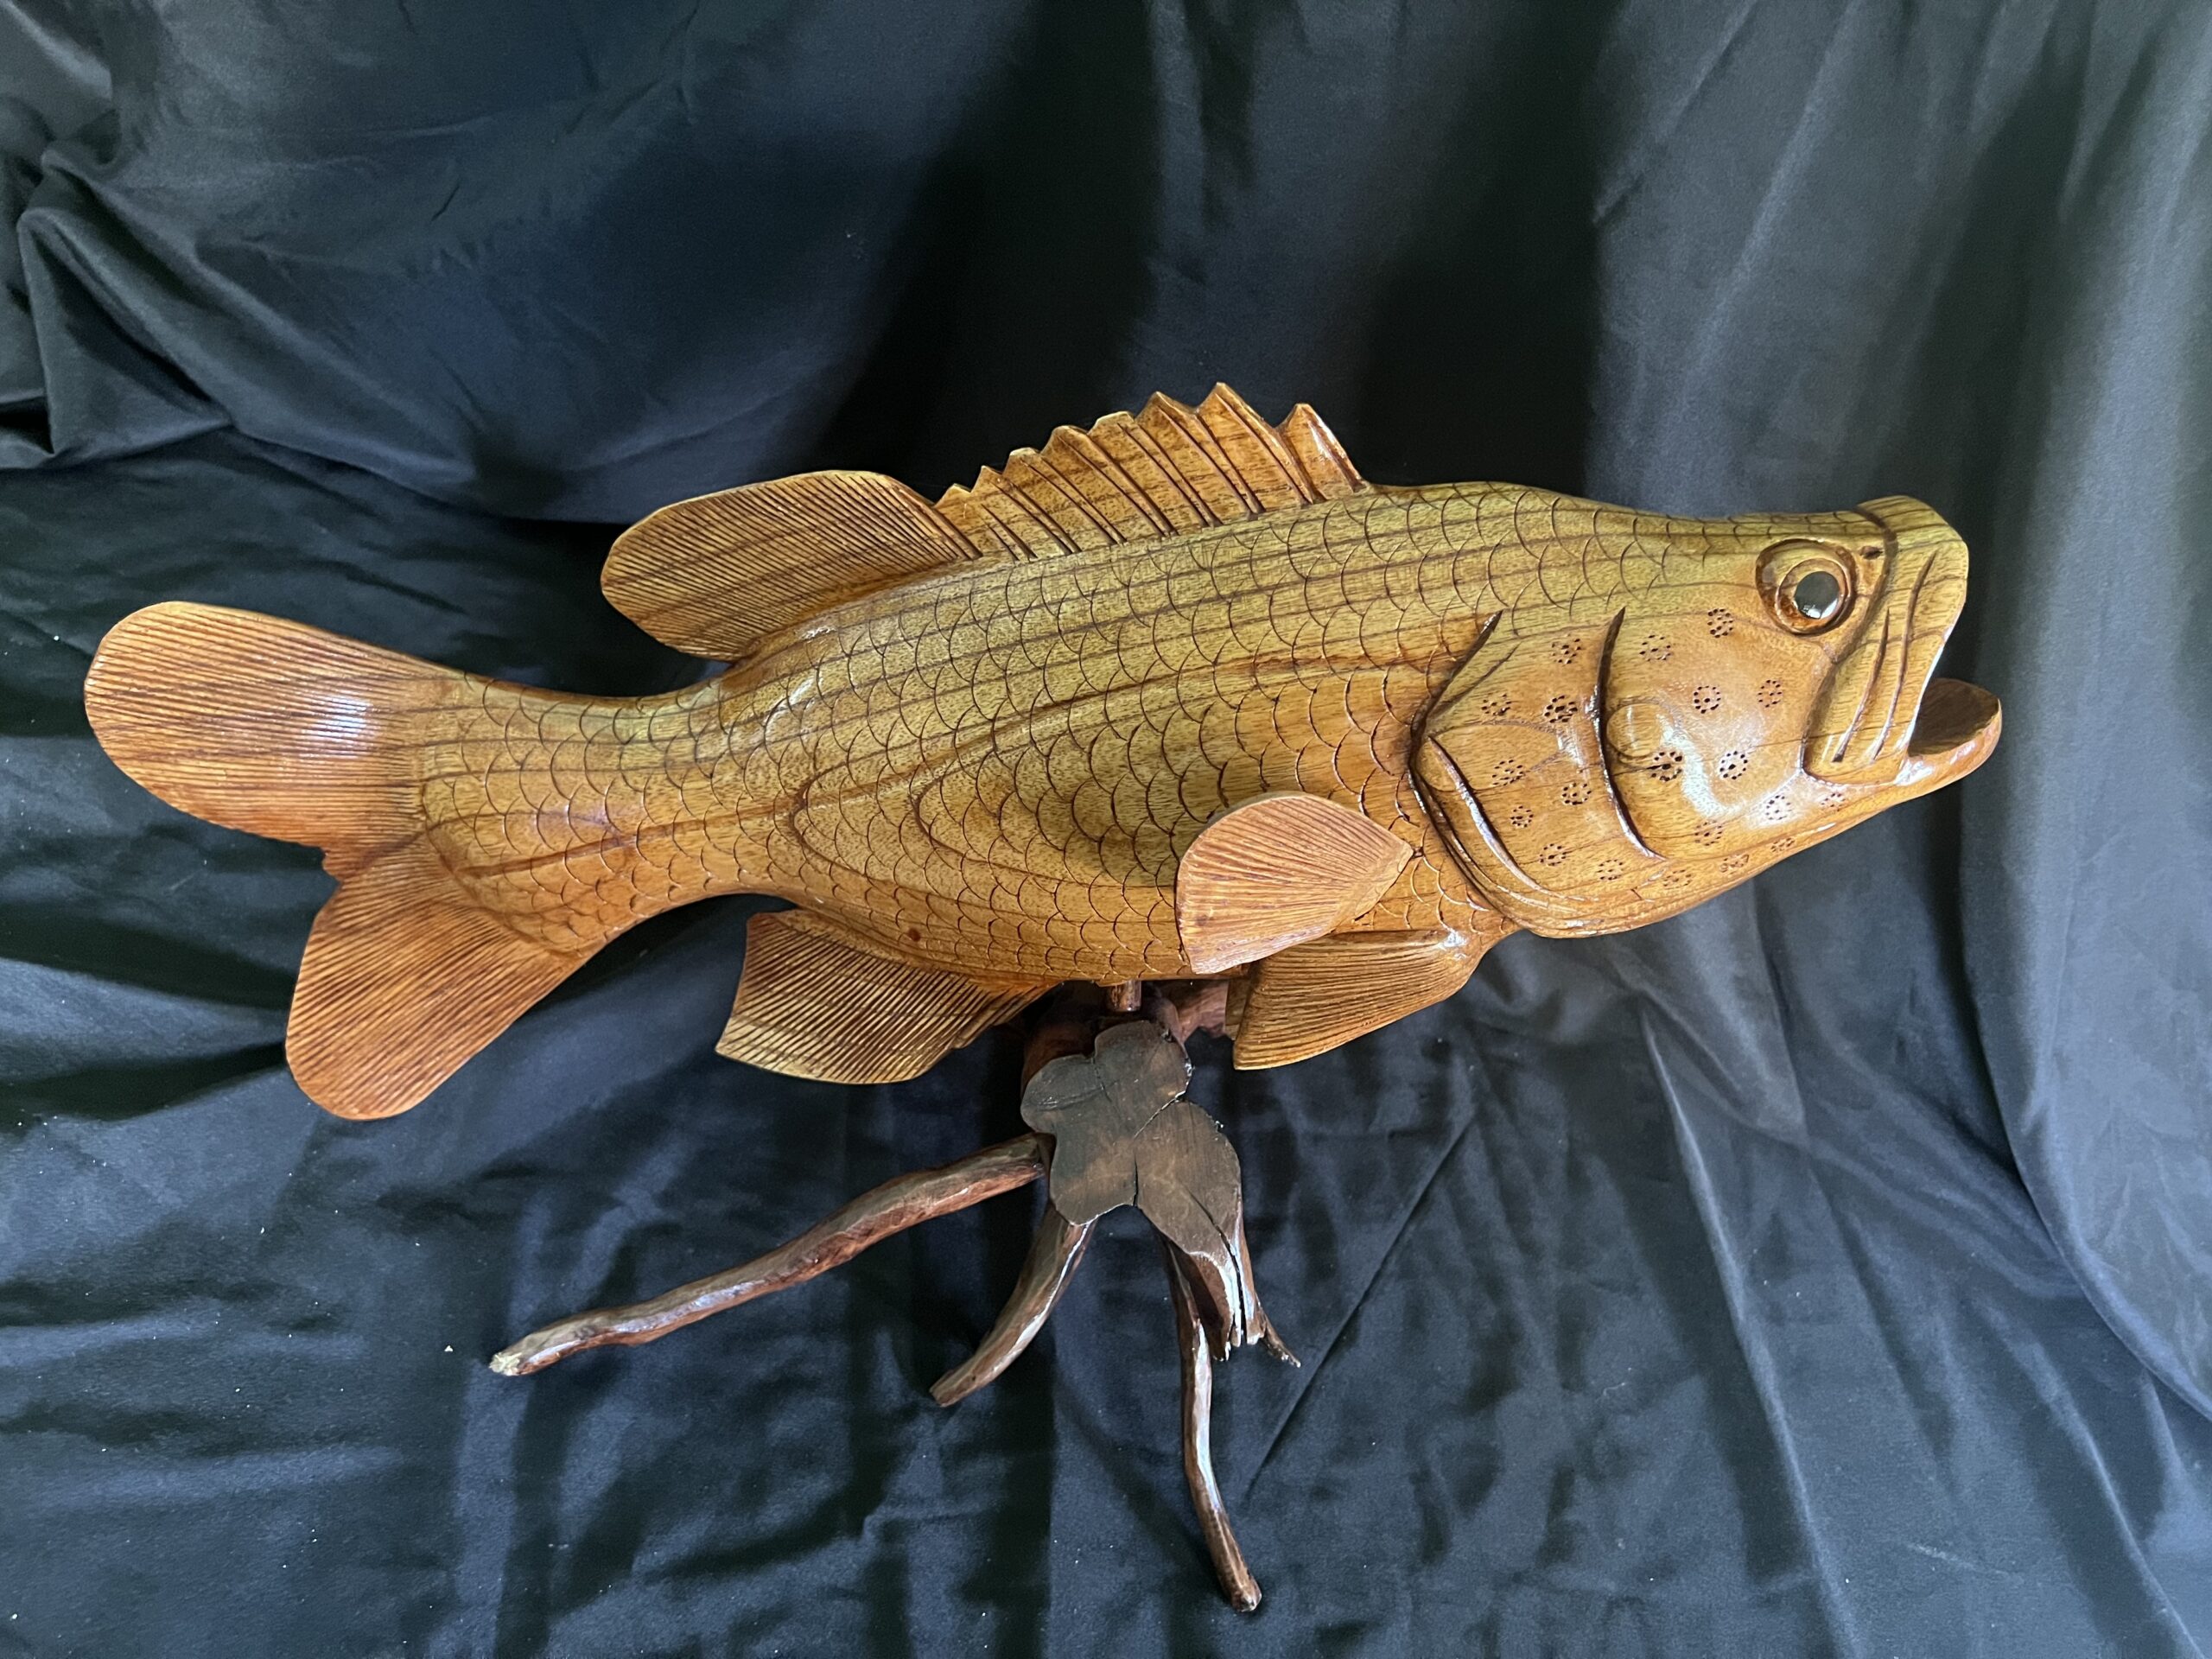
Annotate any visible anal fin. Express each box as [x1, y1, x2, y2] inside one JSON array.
[[1230, 929, 1484, 1070], [1176, 794, 1413, 975], [719, 910, 1045, 1084], [604, 471, 979, 660]]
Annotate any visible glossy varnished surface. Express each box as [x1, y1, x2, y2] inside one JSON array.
[[391, 484, 1961, 975], [82, 388, 1999, 1116]]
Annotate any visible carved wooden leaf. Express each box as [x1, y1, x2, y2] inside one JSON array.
[[1124, 1102, 1248, 1263], [1019, 1021, 1244, 1259]]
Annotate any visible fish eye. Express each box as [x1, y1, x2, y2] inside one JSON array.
[[1760, 543, 1855, 633], [1790, 569, 1841, 619]]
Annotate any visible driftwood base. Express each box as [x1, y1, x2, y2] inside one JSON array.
[[491, 984, 1291, 1612]]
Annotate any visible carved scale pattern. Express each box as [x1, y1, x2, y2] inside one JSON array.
[[83, 397, 1997, 1116], [411, 483, 1876, 980]]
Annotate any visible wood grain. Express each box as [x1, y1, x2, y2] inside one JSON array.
[[1166, 1243, 1264, 1613], [716, 907, 1042, 1084], [83, 386, 2000, 1116], [929, 1204, 1093, 1408], [1174, 792, 1414, 974], [487, 1135, 1048, 1376]]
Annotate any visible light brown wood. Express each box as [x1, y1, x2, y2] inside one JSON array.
[[604, 470, 983, 660], [82, 386, 2000, 1117], [715, 907, 1042, 1084], [1231, 926, 1490, 1069], [1175, 792, 1414, 974]]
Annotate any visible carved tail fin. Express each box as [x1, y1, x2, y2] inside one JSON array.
[[84, 602, 596, 1119]]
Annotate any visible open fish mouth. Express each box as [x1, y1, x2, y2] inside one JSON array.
[[1893, 675, 2002, 791], [1807, 496, 1988, 783]]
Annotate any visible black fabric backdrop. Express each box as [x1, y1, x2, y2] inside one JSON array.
[[3, 3, 2210, 1655]]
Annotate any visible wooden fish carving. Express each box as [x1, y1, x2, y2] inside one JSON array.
[[83, 386, 2000, 1119]]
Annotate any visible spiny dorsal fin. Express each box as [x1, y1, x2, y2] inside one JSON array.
[[603, 390, 1363, 658], [718, 909, 1045, 1084], [935, 385, 1365, 561], [1175, 792, 1411, 976], [1230, 929, 1485, 1070], [603, 471, 979, 659]]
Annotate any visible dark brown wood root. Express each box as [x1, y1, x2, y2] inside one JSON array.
[[1166, 1243, 1263, 1614], [1145, 979, 1231, 1047], [931, 1206, 1096, 1406], [489, 1135, 1048, 1377], [493, 987, 1284, 1612]]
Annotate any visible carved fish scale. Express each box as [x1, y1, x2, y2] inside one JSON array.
[[741, 495, 1500, 978], [83, 386, 1999, 1117]]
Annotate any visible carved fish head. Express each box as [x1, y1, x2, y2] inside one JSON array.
[[1414, 493, 2001, 937]]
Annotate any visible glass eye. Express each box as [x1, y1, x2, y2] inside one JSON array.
[[1761, 544, 1855, 633], [1790, 569, 1842, 620]]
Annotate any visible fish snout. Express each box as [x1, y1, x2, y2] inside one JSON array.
[[1805, 496, 1985, 783]]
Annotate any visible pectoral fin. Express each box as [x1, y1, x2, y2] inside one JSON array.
[[1175, 793, 1413, 976], [1230, 928, 1485, 1069], [718, 910, 1045, 1084]]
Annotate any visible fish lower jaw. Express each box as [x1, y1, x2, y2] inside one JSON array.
[[1802, 677, 1999, 794], [1894, 677, 2001, 790]]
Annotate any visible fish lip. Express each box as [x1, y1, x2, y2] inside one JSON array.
[[1894, 677, 2001, 788], [1807, 496, 1971, 780]]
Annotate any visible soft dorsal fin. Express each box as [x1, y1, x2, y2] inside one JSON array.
[[603, 471, 980, 659], [718, 909, 1045, 1084], [1230, 929, 1485, 1069], [934, 385, 1365, 560], [1175, 793, 1412, 976]]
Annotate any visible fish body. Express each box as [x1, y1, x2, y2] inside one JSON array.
[[84, 388, 1999, 1118], [446, 488, 1496, 978]]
